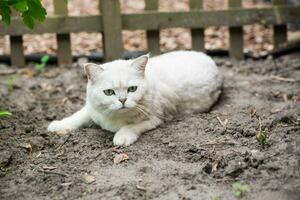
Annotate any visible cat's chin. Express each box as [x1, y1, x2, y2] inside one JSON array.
[[114, 107, 131, 113]]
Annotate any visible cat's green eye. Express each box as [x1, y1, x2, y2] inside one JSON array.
[[103, 89, 115, 96], [127, 86, 138, 93]]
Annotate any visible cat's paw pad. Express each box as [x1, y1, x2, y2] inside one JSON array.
[[113, 129, 138, 146], [47, 120, 74, 134]]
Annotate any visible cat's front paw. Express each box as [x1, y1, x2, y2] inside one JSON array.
[[113, 128, 138, 146], [47, 120, 75, 133]]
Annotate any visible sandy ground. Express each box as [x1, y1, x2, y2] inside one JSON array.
[[0, 53, 299, 200]]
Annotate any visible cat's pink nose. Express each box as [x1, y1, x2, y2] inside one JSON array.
[[119, 98, 127, 104]]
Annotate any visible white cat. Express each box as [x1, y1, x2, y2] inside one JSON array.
[[47, 51, 223, 146]]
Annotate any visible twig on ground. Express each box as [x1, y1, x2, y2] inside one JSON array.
[[56, 134, 72, 150], [216, 115, 228, 128], [199, 141, 235, 147], [42, 166, 57, 170], [38, 169, 68, 177], [270, 75, 296, 82], [0, 69, 17, 75]]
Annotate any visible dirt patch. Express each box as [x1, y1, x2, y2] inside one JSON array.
[[0, 54, 300, 200]]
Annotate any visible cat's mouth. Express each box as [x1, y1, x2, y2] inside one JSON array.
[[118, 105, 129, 111]]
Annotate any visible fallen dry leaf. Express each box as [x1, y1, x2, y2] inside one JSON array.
[[136, 184, 146, 191], [40, 82, 53, 91], [212, 161, 219, 173], [292, 95, 300, 103], [249, 107, 257, 118], [271, 91, 281, 97], [20, 143, 32, 154], [282, 93, 288, 102], [83, 174, 96, 184], [19, 68, 35, 79], [113, 153, 129, 164]]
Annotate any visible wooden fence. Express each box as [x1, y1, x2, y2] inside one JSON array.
[[0, 0, 300, 66]]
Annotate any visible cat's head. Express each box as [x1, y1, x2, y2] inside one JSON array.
[[84, 54, 149, 113]]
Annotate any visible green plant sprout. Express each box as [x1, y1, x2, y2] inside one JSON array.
[[34, 55, 49, 72], [256, 117, 267, 148], [0, 110, 12, 117], [211, 195, 220, 200], [232, 182, 249, 198], [5, 75, 17, 91]]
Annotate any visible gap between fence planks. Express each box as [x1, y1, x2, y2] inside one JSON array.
[[54, 0, 72, 65], [190, 0, 205, 52], [145, 0, 160, 55]]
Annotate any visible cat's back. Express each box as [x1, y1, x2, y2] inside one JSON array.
[[146, 50, 220, 86], [145, 50, 222, 114]]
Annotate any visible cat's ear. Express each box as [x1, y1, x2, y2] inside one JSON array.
[[131, 54, 149, 74], [83, 63, 103, 83]]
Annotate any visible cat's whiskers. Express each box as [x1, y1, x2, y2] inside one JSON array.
[[102, 108, 113, 116], [135, 105, 152, 119], [136, 104, 168, 120]]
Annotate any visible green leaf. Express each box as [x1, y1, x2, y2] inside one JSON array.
[[0, 111, 12, 117], [26, 0, 47, 22], [22, 10, 34, 29], [0, 0, 47, 28], [13, 0, 28, 12], [7, 0, 23, 6], [0, 1, 11, 25], [34, 63, 44, 71], [41, 55, 49, 63], [64, 0, 69, 3], [232, 182, 249, 198], [234, 191, 241, 197]]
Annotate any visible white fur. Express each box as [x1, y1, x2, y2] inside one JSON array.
[[48, 51, 223, 146]]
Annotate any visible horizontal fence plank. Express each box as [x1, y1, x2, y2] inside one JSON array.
[[0, 6, 299, 35], [0, 16, 103, 35], [122, 6, 300, 30]]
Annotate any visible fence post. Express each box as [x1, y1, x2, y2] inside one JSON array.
[[54, 0, 72, 65], [272, 0, 287, 49], [100, 0, 123, 61], [189, 0, 205, 52], [228, 0, 244, 60], [9, 12, 25, 67], [145, 0, 160, 55]]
